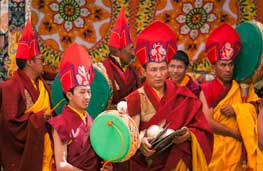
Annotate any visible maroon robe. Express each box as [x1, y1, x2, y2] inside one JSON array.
[[48, 105, 100, 171], [102, 56, 141, 105], [185, 76, 201, 97], [0, 69, 50, 171], [201, 77, 231, 108], [126, 80, 213, 170]]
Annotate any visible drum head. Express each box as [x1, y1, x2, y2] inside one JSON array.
[[90, 112, 131, 162], [234, 22, 263, 81], [51, 67, 112, 118]]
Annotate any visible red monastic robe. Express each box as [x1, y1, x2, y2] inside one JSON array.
[[201, 77, 230, 108], [201, 78, 263, 170], [0, 69, 50, 171], [103, 56, 141, 105], [126, 80, 213, 170], [184, 75, 201, 97], [48, 105, 100, 171]]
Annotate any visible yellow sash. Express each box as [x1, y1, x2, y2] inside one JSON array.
[[25, 80, 53, 171], [180, 75, 190, 87], [209, 80, 263, 171], [170, 133, 208, 171], [67, 104, 87, 124]]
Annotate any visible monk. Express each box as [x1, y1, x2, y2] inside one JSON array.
[[200, 23, 263, 170], [0, 21, 53, 171], [125, 21, 213, 171], [97, 7, 141, 107], [48, 43, 112, 171], [168, 50, 201, 97]]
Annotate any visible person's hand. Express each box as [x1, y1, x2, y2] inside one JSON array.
[[220, 105, 235, 117], [117, 101, 128, 114], [172, 127, 191, 144], [207, 108, 214, 116], [100, 162, 113, 171], [232, 130, 242, 141], [140, 137, 155, 157]]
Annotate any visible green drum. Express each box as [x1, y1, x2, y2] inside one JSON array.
[[234, 21, 263, 82], [51, 66, 112, 118], [90, 110, 139, 162], [251, 21, 263, 83]]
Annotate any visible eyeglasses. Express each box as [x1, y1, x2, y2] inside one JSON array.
[[33, 57, 45, 63]]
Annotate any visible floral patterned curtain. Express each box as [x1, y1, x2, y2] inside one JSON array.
[[0, 0, 262, 81]]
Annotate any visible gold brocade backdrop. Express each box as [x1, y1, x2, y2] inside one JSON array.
[[0, 0, 263, 80]]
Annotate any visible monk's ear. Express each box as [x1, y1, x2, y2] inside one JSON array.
[[211, 63, 216, 74], [141, 66, 146, 77], [26, 59, 34, 67], [65, 91, 73, 101]]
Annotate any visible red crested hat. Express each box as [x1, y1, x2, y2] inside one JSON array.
[[59, 43, 94, 93], [108, 7, 132, 49], [135, 21, 177, 66], [16, 21, 41, 60], [206, 23, 242, 64]]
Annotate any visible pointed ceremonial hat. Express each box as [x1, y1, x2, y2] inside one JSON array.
[[16, 21, 41, 60], [59, 43, 94, 93], [135, 20, 177, 66], [108, 7, 132, 49], [206, 23, 241, 64]]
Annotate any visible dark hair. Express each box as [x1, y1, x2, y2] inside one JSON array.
[[63, 87, 75, 102], [16, 59, 27, 70], [172, 50, 189, 66]]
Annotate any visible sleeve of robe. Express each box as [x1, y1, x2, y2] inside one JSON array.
[[0, 78, 45, 171]]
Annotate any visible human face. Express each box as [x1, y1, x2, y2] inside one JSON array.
[[67, 85, 91, 111], [168, 59, 187, 84], [214, 60, 234, 84], [119, 43, 135, 66], [31, 54, 44, 75], [145, 61, 168, 90]]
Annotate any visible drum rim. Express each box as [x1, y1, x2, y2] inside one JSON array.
[[90, 112, 132, 162], [234, 21, 263, 81]]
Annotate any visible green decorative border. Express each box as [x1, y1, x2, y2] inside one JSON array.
[[239, 0, 257, 22], [136, 0, 156, 34], [39, 40, 62, 67]]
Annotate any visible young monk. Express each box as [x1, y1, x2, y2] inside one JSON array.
[[48, 43, 112, 171]]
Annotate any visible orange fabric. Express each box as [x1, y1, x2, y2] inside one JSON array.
[[180, 75, 190, 87], [208, 80, 262, 171], [170, 133, 208, 171]]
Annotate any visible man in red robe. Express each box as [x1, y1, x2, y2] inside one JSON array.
[[48, 43, 112, 171], [168, 50, 201, 97], [200, 23, 263, 170], [125, 21, 213, 171], [0, 21, 52, 171], [97, 7, 141, 107]]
